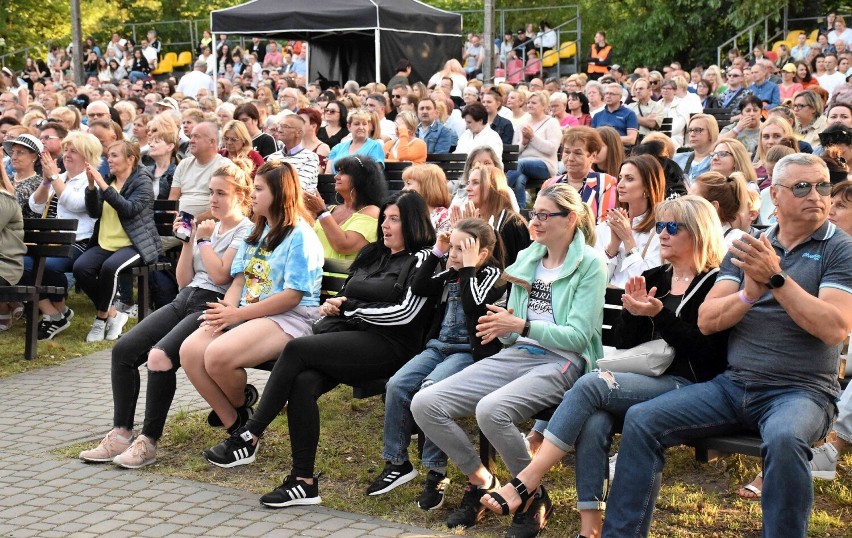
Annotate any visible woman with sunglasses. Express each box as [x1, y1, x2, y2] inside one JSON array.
[[317, 101, 349, 150], [482, 196, 728, 538]]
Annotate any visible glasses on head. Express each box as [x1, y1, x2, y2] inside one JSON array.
[[655, 221, 686, 235], [792, 103, 811, 110], [687, 127, 706, 134], [774, 181, 832, 197], [710, 150, 732, 159], [530, 210, 569, 221]]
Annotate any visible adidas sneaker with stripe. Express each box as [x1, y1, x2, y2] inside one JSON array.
[[261, 474, 322, 507], [202, 428, 258, 468]]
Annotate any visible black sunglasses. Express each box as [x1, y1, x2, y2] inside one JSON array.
[[774, 181, 832, 197], [655, 221, 686, 235]]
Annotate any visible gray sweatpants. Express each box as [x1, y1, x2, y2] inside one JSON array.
[[410, 344, 583, 477]]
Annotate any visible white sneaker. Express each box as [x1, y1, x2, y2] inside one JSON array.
[[608, 452, 618, 482], [86, 319, 107, 342], [810, 443, 839, 480], [105, 311, 129, 341]]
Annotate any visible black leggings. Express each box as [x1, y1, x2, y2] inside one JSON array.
[[111, 286, 220, 440], [247, 331, 411, 478], [73, 245, 142, 312]]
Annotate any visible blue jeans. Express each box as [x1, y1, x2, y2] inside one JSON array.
[[506, 158, 552, 208], [382, 339, 474, 467], [543, 371, 691, 510], [602, 372, 836, 538]]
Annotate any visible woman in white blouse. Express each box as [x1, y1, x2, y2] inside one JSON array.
[[595, 154, 665, 288], [507, 91, 562, 207]]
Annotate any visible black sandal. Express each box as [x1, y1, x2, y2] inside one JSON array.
[[484, 477, 535, 516]]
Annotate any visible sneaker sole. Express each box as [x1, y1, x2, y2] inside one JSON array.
[[203, 452, 256, 468], [367, 468, 419, 496], [812, 470, 837, 480], [261, 496, 322, 508], [79, 454, 119, 463], [113, 457, 156, 470]]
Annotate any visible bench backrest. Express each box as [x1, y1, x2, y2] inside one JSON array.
[[153, 199, 179, 237], [23, 218, 78, 285], [321, 258, 352, 300]]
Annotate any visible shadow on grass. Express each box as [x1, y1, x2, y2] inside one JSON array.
[[0, 292, 138, 379]]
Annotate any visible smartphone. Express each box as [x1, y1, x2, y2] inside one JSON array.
[[175, 210, 194, 242]]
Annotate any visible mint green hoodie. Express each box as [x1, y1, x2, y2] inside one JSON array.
[[500, 229, 607, 372]]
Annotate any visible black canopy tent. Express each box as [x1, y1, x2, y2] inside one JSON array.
[[210, 0, 463, 86]]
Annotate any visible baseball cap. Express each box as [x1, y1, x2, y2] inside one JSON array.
[[781, 63, 797, 73]]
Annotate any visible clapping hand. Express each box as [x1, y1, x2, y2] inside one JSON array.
[[476, 304, 522, 345], [40, 153, 59, 181], [621, 275, 663, 316]]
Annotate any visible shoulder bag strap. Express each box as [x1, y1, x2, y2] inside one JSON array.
[[675, 267, 719, 317]]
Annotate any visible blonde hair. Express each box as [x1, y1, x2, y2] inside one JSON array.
[[757, 116, 795, 164], [61, 131, 103, 169], [655, 195, 725, 272], [222, 119, 252, 156], [692, 171, 749, 225], [212, 160, 254, 213], [642, 132, 676, 159], [714, 139, 757, 184], [402, 164, 450, 208], [538, 183, 596, 246], [395, 110, 418, 133], [687, 114, 720, 146], [347, 108, 380, 140]]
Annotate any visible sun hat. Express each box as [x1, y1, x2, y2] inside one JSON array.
[[3, 134, 43, 157]]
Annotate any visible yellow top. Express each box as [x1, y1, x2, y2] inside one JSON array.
[[97, 186, 132, 251], [313, 207, 377, 260]]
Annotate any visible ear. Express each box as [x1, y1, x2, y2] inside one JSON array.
[[477, 247, 490, 266], [567, 211, 578, 229]]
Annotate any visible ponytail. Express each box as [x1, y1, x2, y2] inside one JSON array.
[[576, 201, 596, 246]]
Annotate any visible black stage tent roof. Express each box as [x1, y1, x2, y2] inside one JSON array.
[[211, 0, 463, 85]]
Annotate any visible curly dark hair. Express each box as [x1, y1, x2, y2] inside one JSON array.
[[335, 155, 388, 209]]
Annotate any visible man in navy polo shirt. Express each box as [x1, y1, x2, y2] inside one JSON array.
[[591, 83, 638, 146], [602, 153, 852, 538]]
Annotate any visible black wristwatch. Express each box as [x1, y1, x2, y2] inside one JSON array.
[[767, 271, 787, 290], [521, 320, 531, 337]]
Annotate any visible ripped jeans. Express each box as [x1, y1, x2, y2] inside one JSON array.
[[542, 371, 690, 511]]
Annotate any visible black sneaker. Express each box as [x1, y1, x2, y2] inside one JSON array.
[[37, 316, 71, 340], [202, 427, 258, 468], [505, 485, 553, 538], [366, 461, 418, 496], [63, 307, 74, 323], [261, 474, 322, 507], [417, 470, 450, 510], [446, 476, 500, 529], [207, 404, 253, 428]]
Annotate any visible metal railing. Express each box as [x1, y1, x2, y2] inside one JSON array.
[[716, 5, 787, 65]]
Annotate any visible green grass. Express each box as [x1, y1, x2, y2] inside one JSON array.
[[60, 386, 852, 538], [0, 292, 137, 378]]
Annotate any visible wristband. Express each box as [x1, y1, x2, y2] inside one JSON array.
[[317, 211, 331, 220], [196, 238, 211, 246], [738, 289, 758, 306], [316, 207, 328, 218], [432, 246, 447, 258], [732, 127, 741, 135], [42, 180, 52, 187]]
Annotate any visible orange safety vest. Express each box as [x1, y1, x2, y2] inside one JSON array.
[[588, 44, 612, 75]]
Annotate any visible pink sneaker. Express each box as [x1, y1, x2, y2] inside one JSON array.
[[113, 435, 157, 469], [79, 430, 132, 463]]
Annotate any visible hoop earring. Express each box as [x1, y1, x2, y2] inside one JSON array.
[[335, 192, 344, 205]]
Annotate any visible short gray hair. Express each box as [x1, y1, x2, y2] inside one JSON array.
[[772, 153, 829, 185], [585, 81, 604, 97]]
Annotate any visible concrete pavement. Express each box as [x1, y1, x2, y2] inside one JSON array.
[[0, 350, 439, 537]]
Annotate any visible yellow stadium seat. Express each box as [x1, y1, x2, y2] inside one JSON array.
[[151, 55, 173, 76], [558, 41, 577, 59], [173, 51, 193, 69], [786, 29, 805, 42], [163, 52, 178, 67], [542, 50, 559, 68], [809, 28, 819, 41]]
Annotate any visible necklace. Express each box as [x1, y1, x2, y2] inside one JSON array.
[[673, 272, 694, 282]]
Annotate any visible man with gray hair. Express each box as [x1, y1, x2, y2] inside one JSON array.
[[176, 59, 215, 99], [266, 114, 319, 192], [169, 121, 231, 224], [603, 152, 852, 538]]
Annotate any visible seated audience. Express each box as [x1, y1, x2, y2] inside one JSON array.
[[674, 113, 720, 186], [508, 91, 562, 207], [79, 162, 254, 468], [401, 163, 452, 232], [325, 109, 385, 173], [384, 111, 427, 164], [690, 171, 750, 246], [317, 101, 349, 150], [454, 103, 504, 157]]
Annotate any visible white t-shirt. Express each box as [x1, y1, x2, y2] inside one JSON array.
[[516, 261, 575, 360], [171, 153, 232, 217]]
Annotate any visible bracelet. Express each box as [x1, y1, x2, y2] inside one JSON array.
[[732, 127, 741, 135], [42, 180, 52, 187], [316, 207, 328, 218], [605, 249, 618, 259], [738, 289, 758, 306], [196, 238, 211, 246], [317, 211, 331, 220], [432, 246, 446, 257]]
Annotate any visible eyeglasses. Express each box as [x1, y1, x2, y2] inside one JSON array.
[[40, 135, 60, 141], [687, 128, 706, 134], [774, 181, 832, 197], [655, 221, 686, 235], [391, 94, 403, 99], [530, 210, 569, 221], [709, 150, 732, 159], [222, 136, 241, 143], [792, 103, 811, 110], [727, 73, 742, 78]]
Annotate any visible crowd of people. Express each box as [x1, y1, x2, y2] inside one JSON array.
[[0, 18, 850, 538]]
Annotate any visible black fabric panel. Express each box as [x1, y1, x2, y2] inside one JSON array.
[[374, 0, 462, 34], [212, 0, 378, 34], [380, 30, 460, 86], [310, 35, 376, 86]]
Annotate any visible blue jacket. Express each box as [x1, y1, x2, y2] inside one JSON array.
[[418, 121, 458, 153], [747, 80, 780, 110]]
